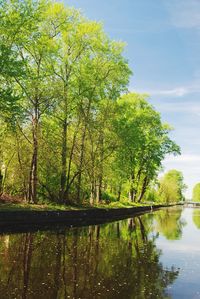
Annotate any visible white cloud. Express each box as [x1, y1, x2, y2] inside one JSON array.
[[166, 0, 200, 29], [153, 101, 200, 115], [130, 87, 188, 97], [132, 83, 200, 98], [165, 154, 200, 163], [150, 87, 189, 97]]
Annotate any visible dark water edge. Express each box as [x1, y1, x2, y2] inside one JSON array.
[[0, 207, 200, 299], [0, 204, 180, 234]]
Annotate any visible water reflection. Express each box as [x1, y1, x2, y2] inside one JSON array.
[[193, 209, 200, 229], [155, 208, 186, 240], [0, 211, 180, 299]]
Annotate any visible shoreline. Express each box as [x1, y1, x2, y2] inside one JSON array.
[[0, 203, 183, 234]]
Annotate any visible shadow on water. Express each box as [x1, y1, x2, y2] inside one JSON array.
[[0, 209, 181, 299]]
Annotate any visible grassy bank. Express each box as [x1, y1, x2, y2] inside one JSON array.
[[0, 199, 183, 234], [0, 200, 170, 212]]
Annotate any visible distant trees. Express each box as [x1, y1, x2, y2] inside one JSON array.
[[0, 0, 180, 205], [192, 183, 200, 202], [158, 170, 186, 203]]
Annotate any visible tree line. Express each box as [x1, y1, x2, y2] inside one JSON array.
[[0, 0, 181, 205]]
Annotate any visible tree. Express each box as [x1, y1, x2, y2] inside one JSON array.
[[159, 170, 186, 203], [0, 0, 43, 199], [36, 3, 131, 204], [111, 93, 180, 202], [192, 183, 200, 202]]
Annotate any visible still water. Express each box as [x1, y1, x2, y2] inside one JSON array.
[[0, 207, 200, 299]]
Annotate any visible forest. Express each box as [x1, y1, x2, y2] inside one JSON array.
[[0, 0, 183, 207]]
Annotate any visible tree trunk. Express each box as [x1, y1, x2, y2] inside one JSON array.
[[0, 170, 3, 197], [76, 123, 87, 204], [28, 114, 38, 204], [0, 146, 3, 197], [117, 185, 122, 201], [96, 175, 103, 204], [58, 80, 69, 203], [129, 172, 136, 202], [90, 181, 95, 205], [77, 98, 92, 203], [129, 186, 135, 201], [60, 119, 67, 202], [96, 132, 104, 204], [96, 183, 100, 204], [16, 135, 28, 201], [65, 120, 80, 202], [137, 176, 149, 202]]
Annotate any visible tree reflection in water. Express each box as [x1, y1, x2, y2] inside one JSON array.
[[0, 213, 179, 299], [155, 208, 186, 240], [193, 209, 200, 229]]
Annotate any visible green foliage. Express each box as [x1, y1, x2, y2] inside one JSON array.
[[101, 192, 118, 203], [144, 187, 159, 202], [158, 170, 186, 203], [110, 93, 180, 202], [0, 0, 181, 206], [192, 183, 200, 202]]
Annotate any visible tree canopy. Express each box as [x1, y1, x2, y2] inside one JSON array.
[[192, 183, 200, 202], [158, 170, 186, 203], [0, 0, 180, 205]]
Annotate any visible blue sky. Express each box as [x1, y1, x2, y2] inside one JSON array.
[[63, 0, 200, 198]]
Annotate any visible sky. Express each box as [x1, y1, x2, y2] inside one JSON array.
[[62, 0, 200, 198]]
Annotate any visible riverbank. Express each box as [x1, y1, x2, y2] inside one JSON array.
[[0, 202, 183, 233]]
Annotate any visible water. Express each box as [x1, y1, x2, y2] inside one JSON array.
[[0, 207, 200, 299]]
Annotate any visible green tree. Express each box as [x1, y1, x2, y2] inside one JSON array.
[[0, 0, 182, 207], [0, 0, 43, 199], [35, 3, 131, 204], [159, 170, 186, 203], [192, 183, 200, 202], [111, 93, 180, 202]]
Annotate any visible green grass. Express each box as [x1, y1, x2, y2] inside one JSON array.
[[0, 202, 85, 212], [0, 200, 166, 212], [88, 199, 163, 209]]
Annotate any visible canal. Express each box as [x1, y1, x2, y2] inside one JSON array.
[[0, 207, 200, 299]]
